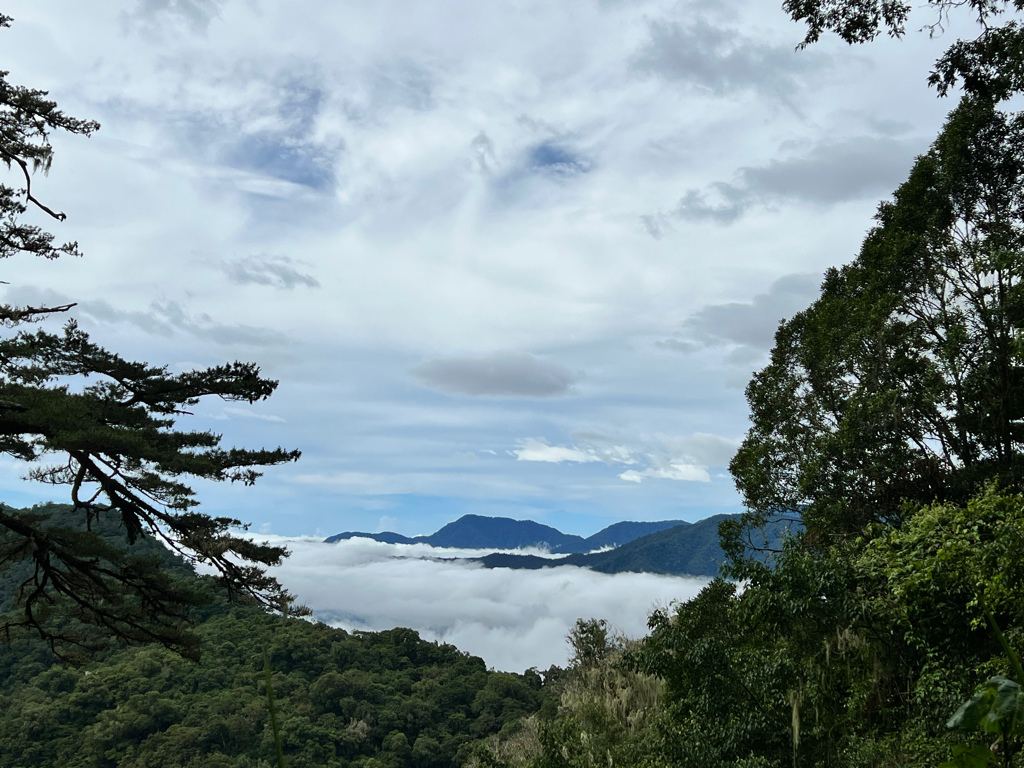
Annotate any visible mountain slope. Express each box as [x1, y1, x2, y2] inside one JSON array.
[[426, 514, 586, 551], [581, 520, 687, 550], [323, 530, 417, 545], [582, 516, 728, 575], [472, 515, 799, 577]]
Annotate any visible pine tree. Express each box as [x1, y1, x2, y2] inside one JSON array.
[[0, 13, 301, 660]]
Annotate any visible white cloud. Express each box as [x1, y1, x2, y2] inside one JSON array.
[[243, 536, 709, 671], [513, 438, 601, 464], [619, 464, 710, 483], [220, 406, 286, 423], [511, 433, 731, 484]]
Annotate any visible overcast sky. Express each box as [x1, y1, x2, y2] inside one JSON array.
[[1, 0, 966, 538]]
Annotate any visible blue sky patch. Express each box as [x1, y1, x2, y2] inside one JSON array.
[[527, 141, 592, 175]]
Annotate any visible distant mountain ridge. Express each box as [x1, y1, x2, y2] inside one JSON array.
[[324, 514, 688, 554], [473, 514, 748, 577], [326, 513, 800, 578]]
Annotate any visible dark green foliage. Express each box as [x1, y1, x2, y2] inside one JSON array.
[[0, 505, 545, 768], [618, 488, 1024, 768], [0, 502, 208, 660], [0, 609, 543, 768], [0, 325, 303, 657], [520, 620, 662, 768], [730, 96, 1024, 542], [511, 478, 1024, 768], [566, 620, 612, 671]]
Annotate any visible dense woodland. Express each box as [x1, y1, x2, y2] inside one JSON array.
[[0, 505, 548, 768], [7, 1, 1024, 767]]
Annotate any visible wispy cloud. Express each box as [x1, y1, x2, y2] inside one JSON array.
[[2, 286, 288, 347], [80, 298, 289, 347], [619, 464, 709, 483], [512, 438, 603, 464], [511, 432, 736, 484], [126, 0, 225, 34], [222, 255, 320, 289]]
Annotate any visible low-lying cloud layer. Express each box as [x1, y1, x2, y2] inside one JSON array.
[[255, 536, 710, 672]]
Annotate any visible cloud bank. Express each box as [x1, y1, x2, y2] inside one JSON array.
[[511, 432, 737, 484], [254, 536, 710, 672]]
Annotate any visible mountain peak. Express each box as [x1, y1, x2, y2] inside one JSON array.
[[325, 514, 698, 554]]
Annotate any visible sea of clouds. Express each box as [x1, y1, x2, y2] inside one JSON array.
[[247, 536, 711, 672]]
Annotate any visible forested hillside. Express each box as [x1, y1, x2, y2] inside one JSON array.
[[472, 513, 792, 576], [0, 505, 547, 768]]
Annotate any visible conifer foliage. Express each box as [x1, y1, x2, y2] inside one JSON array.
[[0, 13, 300, 660]]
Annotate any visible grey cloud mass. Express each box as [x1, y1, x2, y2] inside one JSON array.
[[223, 255, 320, 289], [412, 352, 579, 397], [632, 19, 821, 96], [674, 136, 922, 224], [661, 272, 821, 352]]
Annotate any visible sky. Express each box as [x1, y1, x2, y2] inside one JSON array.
[[0, 0, 972, 539]]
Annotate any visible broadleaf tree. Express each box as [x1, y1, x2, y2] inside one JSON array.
[[729, 95, 1024, 546], [783, 0, 1024, 101], [0, 13, 301, 660]]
